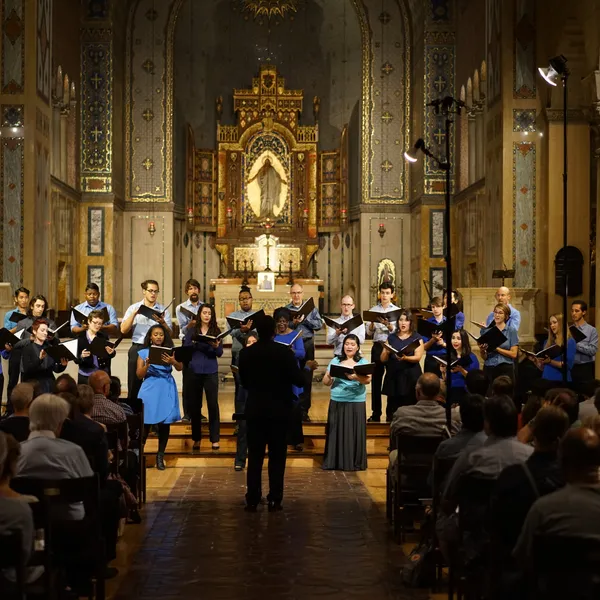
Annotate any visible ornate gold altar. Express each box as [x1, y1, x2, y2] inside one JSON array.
[[186, 64, 348, 277]]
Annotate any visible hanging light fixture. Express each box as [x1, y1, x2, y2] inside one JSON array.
[[242, 0, 300, 20], [538, 55, 568, 87]]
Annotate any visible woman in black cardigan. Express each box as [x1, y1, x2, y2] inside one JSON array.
[[76, 309, 115, 384]]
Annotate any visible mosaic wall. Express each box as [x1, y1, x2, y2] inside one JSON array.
[[2, 0, 25, 94], [36, 0, 52, 103], [513, 0, 536, 99], [0, 136, 24, 288], [81, 28, 113, 192], [512, 141, 536, 287]]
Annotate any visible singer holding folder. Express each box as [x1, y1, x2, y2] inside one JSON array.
[[380, 310, 424, 419], [121, 279, 173, 410], [69, 282, 119, 337], [326, 295, 366, 356], [479, 303, 518, 386], [420, 296, 448, 377], [75, 309, 115, 384], [365, 282, 400, 423]]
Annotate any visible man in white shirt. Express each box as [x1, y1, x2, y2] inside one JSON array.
[[485, 287, 521, 331], [121, 279, 172, 407], [175, 278, 203, 422], [365, 282, 400, 422], [326, 295, 366, 356]]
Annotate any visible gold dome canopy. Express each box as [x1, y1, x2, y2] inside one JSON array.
[[241, 0, 301, 20]]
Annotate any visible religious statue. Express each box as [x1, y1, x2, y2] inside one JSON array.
[[247, 157, 287, 218]]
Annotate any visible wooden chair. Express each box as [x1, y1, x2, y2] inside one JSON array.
[[0, 531, 25, 600], [126, 409, 145, 507], [530, 535, 600, 600], [105, 430, 119, 475], [386, 434, 442, 542], [11, 475, 106, 600]]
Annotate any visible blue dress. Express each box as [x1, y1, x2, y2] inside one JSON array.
[[542, 338, 576, 382], [138, 347, 181, 425], [274, 330, 305, 400]]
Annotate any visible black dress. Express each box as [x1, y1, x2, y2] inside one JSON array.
[[382, 333, 422, 418], [76, 330, 113, 384], [20, 340, 67, 393]]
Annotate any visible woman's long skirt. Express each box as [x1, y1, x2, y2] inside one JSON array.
[[322, 400, 367, 471]]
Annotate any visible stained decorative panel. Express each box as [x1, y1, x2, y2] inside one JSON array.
[[2, 0, 25, 93], [513, 0, 536, 99], [88, 208, 105, 255], [319, 152, 340, 230], [192, 150, 217, 230], [36, 0, 52, 103]]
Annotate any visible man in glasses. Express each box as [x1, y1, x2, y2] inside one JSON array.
[[326, 295, 365, 357], [121, 280, 172, 409]]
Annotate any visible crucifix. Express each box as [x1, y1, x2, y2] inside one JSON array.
[[264, 234, 273, 272]]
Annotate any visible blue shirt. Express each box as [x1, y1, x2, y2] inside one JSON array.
[[70, 300, 118, 329], [275, 330, 305, 398], [3, 308, 27, 330], [286, 301, 322, 341], [327, 356, 369, 403], [183, 328, 223, 375], [449, 353, 479, 389], [485, 304, 521, 332], [175, 299, 203, 340], [542, 338, 576, 382], [123, 301, 172, 344], [482, 325, 519, 367], [422, 316, 448, 357], [572, 322, 599, 365]]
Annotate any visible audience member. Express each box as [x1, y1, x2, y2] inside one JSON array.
[[435, 394, 486, 460], [465, 369, 489, 397], [578, 385, 599, 421], [491, 375, 514, 398], [109, 376, 133, 416], [388, 373, 460, 480], [17, 394, 93, 519], [491, 405, 569, 560], [514, 427, 600, 564], [54, 373, 79, 396], [89, 371, 126, 426], [0, 383, 34, 442]]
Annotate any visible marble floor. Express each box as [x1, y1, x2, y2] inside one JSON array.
[[107, 466, 447, 600]]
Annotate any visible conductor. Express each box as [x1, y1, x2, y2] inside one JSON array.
[[238, 315, 304, 512]]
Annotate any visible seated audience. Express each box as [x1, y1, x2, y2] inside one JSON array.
[[0, 432, 42, 584], [389, 373, 460, 479], [491, 375, 514, 398], [578, 384, 599, 421], [465, 369, 489, 397], [0, 383, 34, 442], [54, 373, 79, 396], [435, 394, 486, 460], [109, 376, 133, 416], [513, 427, 600, 564], [17, 394, 93, 520], [490, 405, 569, 562], [89, 371, 127, 426]]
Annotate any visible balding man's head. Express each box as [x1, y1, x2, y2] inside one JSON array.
[[495, 287, 511, 304], [54, 374, 78, 396], [560, 428, 600, 484], [89, 370, 111, 396], [340, 295, 355, 316], [416, 372, 441, 401]]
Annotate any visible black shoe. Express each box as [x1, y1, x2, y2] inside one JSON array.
[[294, 444, 304, 452], [192, 442, 200, 454], [181, 415, 191, 423], [244, 504, 258, 512], [268, 501, 283, 513], [367, 416, 381, 422], [128, 508, 142, 524], [156, 452, 166, 470], [302, 413, 311, 422], [234, 464, 244, 471], [201, 414, 208, 421]]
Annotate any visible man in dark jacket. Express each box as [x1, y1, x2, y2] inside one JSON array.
[[238, 315, 304, 512]]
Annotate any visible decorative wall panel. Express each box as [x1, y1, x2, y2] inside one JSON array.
[[87, 265, 104, 299], [193, 150, 216, 229], [88, 207, 105, 255], [319, 151, 340, 230], [513, 0, 536, 99], [486, 0, 502, 105], [513, 141, 536, 287], [2, 0, 25, 93], [430, 266, 446, 297], [430, 209, 445, 257], [36, 0, 52, 103], [424, 34, 455, 194], [0, 138, 24, 288], [81, 29, 113, 192]]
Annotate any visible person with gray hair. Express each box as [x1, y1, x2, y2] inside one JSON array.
[[0, 382, 35, 442], [17, 394, 93, 520]]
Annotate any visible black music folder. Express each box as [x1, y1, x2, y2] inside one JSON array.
[[289, 297, 315, 318], [467, 327, 507, 352]]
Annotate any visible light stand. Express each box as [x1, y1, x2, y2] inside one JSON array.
[[405, 96, 464, 427], [539, 55, 569, 382]]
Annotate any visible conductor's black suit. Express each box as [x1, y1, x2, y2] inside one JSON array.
[[238, 336, 304, 507]]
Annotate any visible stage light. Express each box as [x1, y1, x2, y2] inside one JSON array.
[[404, 138, 426, 163], [538, 55, 568, 87]]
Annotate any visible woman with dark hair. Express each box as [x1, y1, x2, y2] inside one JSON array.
[[183, 304, 223, 451], [274, 306, 308, 451], [439, 329, 479, 405], [20, 318, 68, 393], [381, 309, 424, 418], [443, 289, 465, 330], [479, 302, 518, 385], [136, 323, 182, 470], [322, 334, 372, 471]]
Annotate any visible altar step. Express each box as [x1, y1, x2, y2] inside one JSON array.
[[144, 420, 390, 468]]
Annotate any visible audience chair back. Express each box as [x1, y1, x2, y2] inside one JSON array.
[[531, 535, 600, 600], [0, 530, 26, 599], [126, 409, 145, 507]]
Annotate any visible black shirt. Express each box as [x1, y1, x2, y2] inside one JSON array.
[[0, 416, 30, 442]]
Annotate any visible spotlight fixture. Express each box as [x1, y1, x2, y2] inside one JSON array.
[[403, 138, 426, 163], [538, 55, 569, 87]]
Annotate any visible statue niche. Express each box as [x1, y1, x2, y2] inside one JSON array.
[[247, 155, 288, 220]]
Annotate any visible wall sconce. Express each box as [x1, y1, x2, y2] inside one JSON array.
[[378, 222, 386, 238], [187, 206, 194, 225], [302, 208, 308, 227], [341, 208, 348, 226], [148, 220, 156, 236], [227, 206, 233, 228]]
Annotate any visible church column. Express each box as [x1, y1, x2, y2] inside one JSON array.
[[467, 110, 476, 185]]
